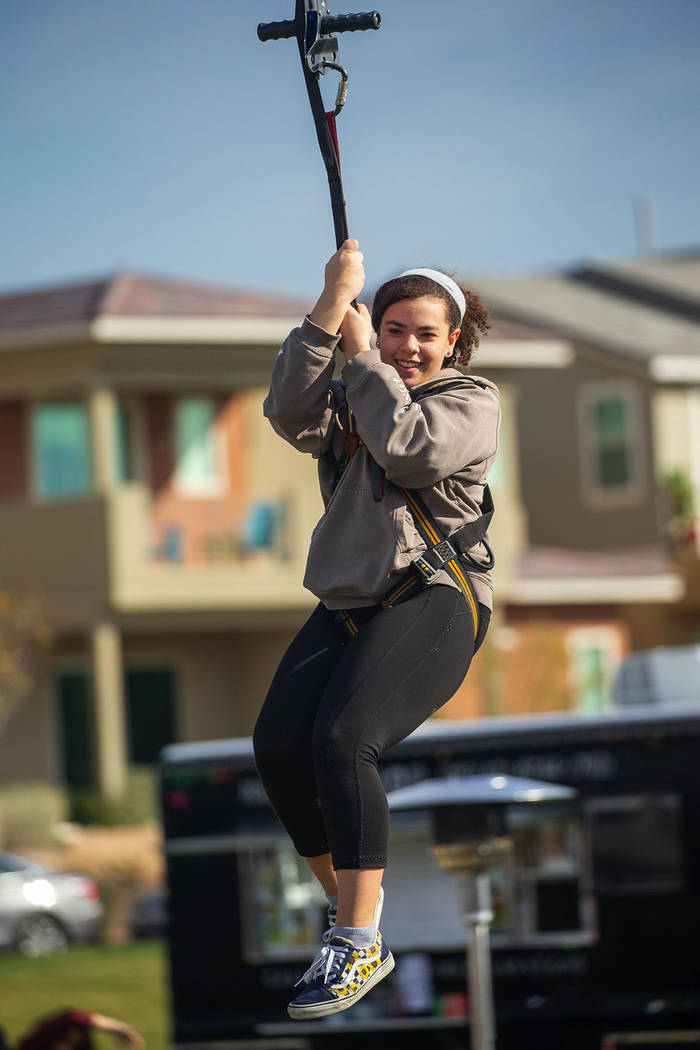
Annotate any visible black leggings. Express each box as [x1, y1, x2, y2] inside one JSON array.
[[253, 584, 489, 870]]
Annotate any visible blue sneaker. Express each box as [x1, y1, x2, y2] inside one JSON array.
[[322, 886, 384, 946], [288, 933, 395, 1019]]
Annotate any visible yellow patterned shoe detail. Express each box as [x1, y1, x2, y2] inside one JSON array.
[[288, 933, 394, 1019]]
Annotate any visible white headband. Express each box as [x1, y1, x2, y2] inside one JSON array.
[[398, 268, 466, 322]]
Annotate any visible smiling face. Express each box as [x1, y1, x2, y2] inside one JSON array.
[[377, 296, 460, 388]]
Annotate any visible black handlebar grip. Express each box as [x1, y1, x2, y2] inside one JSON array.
[[321, 11, 381, 33], [257, 19, 296, 42]]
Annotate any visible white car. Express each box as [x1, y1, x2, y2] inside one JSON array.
[[0, 850, 102, 956]]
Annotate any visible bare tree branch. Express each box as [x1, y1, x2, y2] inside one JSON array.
[[0, 590, 53, 732]]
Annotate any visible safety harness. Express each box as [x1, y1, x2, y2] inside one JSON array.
[[258, 1, 381, 250], [324, 379, 495, 641]]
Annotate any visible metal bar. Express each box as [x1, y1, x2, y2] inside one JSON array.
[[464, 871, 496, 1050]]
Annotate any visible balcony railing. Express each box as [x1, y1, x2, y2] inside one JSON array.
[[108, 484, 318, 612]]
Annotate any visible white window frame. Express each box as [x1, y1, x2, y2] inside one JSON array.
[[577, 381, 646, 507]]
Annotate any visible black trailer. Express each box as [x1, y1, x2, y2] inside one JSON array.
[[161, 704, 700, 1050]]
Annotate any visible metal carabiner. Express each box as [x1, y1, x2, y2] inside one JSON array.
[[317, 60, 349, 115]]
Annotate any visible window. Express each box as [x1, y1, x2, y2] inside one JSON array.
[[483, 803, 594, 945], [116, 403, 135, 482], [239, 843, 327, 962], [359, 805, 594, 953], [579, 383, 644, 503], [585, 793, 684, 895], [31, 403, 92, 500], [566, 627, 623, 714], [174, 398, 222, 495]]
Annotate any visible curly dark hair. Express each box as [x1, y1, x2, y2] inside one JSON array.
[[371, 273, 490, 369]]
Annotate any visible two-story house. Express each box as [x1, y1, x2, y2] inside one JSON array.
[[0, 259, 693, 798], [0, 270, 548, 797], [467, 250, 700, 716], [0, 273, 321, 798]]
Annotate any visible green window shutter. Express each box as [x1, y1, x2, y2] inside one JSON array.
[[57, 670, 93, 789], [126, 669, 176, 764], [174, 397, 219, 494], [32, 402, 92, 500]]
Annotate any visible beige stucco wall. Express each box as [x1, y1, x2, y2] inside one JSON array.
[[0, 344, 99, 397], [653, 386, 700, 513], [0, 624, 309, 788], [0, 676, 58, 783], [483, 382, 527, 596], [123, 628, 305, 743], [481, 354, 660, 551], [0, 498, 111, 630]]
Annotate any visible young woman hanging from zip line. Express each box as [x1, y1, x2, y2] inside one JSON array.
[[253, 238, 500, 1019]]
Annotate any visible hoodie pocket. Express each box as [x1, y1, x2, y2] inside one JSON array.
[[303, 454, 423, 600]]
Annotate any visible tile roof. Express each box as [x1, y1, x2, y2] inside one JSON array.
[[509, 544, 683, 603], [467, 270, 700, 364], [0, 270, 313, 332], [518, 545, 675, 579], [587, 250, 700, 305], [0, 277, 110, 330], [569, 250, 700, 322], [0, 269, 557, 345], [482, 317, 558, 342]]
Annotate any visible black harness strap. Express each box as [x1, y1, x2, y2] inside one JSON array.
[[397, 485, 483, 641], [405, 378, 495, 575]]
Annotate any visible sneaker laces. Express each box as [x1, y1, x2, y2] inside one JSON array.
[[321, 904, 337, 945], [296, 939, 352, 987]]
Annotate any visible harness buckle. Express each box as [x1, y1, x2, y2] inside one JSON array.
[[411, 539, 457, 585], [433, 540, 457, 564], [411, 557, 439, 585]]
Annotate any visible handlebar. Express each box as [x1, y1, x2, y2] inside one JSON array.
[[257, 19, 295, 41], [257, 11, 381, 43], [322, 12, 381, 32]]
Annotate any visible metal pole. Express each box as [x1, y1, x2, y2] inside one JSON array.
[[463, 870, 496, 1050]]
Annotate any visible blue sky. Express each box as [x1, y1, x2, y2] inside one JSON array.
[[2, 0, 699, 299]]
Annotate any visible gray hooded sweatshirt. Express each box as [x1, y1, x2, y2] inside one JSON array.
[[263, 317, 500, 611]]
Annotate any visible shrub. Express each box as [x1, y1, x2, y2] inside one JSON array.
[[0, 782, 69, 849], [70, 765, 159, 827], [122, 765, 160, 825], [56, 825, 164, 888], [54, 824, 165, 942], [662, 468, 695, 524]]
